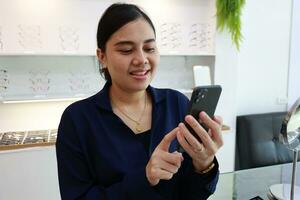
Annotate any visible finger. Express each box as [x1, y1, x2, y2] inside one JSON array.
[[185, 115, 220, 154], [199, 112, 220, 134], [184, 116, 215, 149], [176, 130, 197, 158], [149, 167, 173, 181], [212, 115, 224, 146], [213, 115, 223, 126], [159, 150, 183, 167], [160, 159, 180, 174], [185, 112, 214, 147], [157, 127, 179, 151], [178, 122, 209, 152], [157, 169, 174, 180], [199, 112, 223, 147], [205, 115, 221, 137]]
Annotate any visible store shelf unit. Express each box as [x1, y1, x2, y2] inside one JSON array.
[[0, 129, 57, 151], [0, 0, 217, 102], [0, 54, 215, 103]]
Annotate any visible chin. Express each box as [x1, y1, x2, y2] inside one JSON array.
[[134, 83, 149, 91], [130, 77, 152, 90], [131, 81, 150, 92]]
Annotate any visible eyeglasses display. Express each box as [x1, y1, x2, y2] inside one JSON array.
[[0, 26, 3, 51], [28, 69, 50, 95], [48, 129, 58, 143], [188, 22, 214, 52], [59, 26, 80, 52], [0, 129, 58, 150], [68, 70, 91, 94], [0, 131, 26, 145], [0, 56, 101, 101], [17, 24, 42, 51], [159, 23, 183, 50], [23, 130, 49, 144], [157, 21, 215, 54], [0, 69, 9, 97]]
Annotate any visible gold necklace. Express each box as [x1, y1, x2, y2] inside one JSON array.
[[111, 93, 147, 133]]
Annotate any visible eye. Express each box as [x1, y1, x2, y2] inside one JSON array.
[[118, 49, 132, 54], [144, 47, 156, 53]]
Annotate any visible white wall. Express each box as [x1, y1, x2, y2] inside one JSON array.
[[288, 0, 300, 108], [236, 0, 292, 115], [0, 147, 60, 200], [214, 31, 238, 173], [0, 101, 74, 132], [0, 101, 72, 200], [214, 0, 295, 172]]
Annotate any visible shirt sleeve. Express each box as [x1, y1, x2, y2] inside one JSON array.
[[177, 153, 219, 200], [56, 109, 164, 200]]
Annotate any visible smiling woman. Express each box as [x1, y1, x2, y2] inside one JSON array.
[[56, 3, 223, 200], [97, 18, 159, 93]]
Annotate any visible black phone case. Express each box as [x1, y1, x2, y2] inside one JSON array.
[[184, 85, 222, 142]]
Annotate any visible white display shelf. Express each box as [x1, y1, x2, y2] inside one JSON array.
[[0, 52, 216, 57], [0, 93, 91, 104], [0, 1, 216, 57], [177, 88, 193, 95], [0, 52, 96, 56], [0, 129, 57, 152], [160, 53, 215, 56]]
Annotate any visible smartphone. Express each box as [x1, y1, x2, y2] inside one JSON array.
[[184, 85, 222, 142]]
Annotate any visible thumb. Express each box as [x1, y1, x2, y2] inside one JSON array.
[[157, 127, 178, 151]]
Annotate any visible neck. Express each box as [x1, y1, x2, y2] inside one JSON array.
[[109, 84, 147, 106]]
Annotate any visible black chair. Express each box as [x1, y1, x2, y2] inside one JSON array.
[[235, 112, 300, 170]]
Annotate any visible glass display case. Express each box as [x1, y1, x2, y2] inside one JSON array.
[[0, 129, 57, 151]]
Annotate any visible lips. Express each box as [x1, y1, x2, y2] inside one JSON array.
[[129, 69, 150, 80], [130, 70, 149, 76], [129, 68, 151, 75]]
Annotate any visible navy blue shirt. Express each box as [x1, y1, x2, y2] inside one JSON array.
[[56, 82, 219, 200]]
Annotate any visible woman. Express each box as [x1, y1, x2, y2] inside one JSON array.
[[56, 3, 223, 200]]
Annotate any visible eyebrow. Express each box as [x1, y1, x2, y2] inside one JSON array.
[[114, 38, 156, 46]]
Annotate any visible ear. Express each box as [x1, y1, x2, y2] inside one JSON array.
[[96, 48, 107, 66]]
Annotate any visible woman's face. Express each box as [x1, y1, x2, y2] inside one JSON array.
[[97, 18, 159, 93]]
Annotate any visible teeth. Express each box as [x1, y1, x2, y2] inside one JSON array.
[[131, 71, 147, 76]]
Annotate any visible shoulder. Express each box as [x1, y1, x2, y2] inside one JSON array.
[[150, 86, 189, 104], [149, 86, 189, 117], [62, 93, 99, 118]]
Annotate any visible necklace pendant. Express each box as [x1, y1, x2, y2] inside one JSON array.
[[136, 123, 143, 132]]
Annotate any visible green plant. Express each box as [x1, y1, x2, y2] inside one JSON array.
[[216, 0, 245, 50]]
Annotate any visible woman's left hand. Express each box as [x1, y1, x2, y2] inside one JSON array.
[[176, 111, 224, 172]]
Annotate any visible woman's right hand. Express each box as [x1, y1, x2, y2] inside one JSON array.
[[146, 128, 184, 186]]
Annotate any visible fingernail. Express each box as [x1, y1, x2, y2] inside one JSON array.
[[174, 150, 180, 154], [186, 115, 192, 122], [175, 152, 184, 161]]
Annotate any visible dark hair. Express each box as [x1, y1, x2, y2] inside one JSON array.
[[96, 3, 156, 81]]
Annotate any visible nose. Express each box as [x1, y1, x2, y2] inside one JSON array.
[[132, 50, 148, 66]]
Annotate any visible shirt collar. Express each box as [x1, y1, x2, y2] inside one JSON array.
[[93, 81, 166, 111]]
